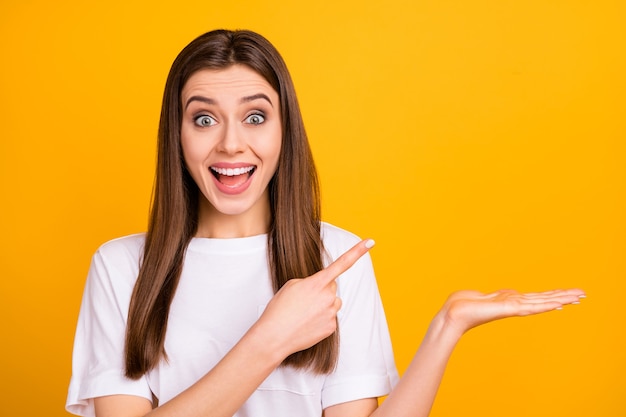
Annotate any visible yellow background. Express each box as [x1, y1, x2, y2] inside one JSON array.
[[1, 1, 624, 416]]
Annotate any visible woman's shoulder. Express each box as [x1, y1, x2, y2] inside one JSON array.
[[93, 233, 146, 265], [320, 222, 362, 255], [320, 222, 374, 281], [81, 234, 147, 294]]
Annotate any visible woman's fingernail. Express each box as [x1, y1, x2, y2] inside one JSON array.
[[365, 239, 376, 249], [572, 301, 580, 305], [555, 306, 563, 310], [579, 294, 587, 299]]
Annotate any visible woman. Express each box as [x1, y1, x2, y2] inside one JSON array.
[[66, 29, 584, 417]]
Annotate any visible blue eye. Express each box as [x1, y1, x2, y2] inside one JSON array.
[[245, 113, 265, 125], [194, 115, 216, 127]]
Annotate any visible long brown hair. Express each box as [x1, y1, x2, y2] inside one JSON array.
[[124, 30, 334, 379]]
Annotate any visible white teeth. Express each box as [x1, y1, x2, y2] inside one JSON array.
[[211, 166, 254, 176]]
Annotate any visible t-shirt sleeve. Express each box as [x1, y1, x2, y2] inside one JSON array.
[[66, 240, 152, 416], [320, 228, 400, 408]]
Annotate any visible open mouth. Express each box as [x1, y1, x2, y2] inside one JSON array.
[[210, 165, 256, 188]]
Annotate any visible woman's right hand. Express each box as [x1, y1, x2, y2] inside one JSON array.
[[255, 239, 375, 357]]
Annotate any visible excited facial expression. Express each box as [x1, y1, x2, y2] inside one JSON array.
[[180, 65, 282, 234]]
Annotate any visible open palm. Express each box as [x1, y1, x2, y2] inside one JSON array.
[[441, 288, 585, 335]]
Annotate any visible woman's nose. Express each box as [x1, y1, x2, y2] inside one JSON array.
[[217, 121, 246, 154]]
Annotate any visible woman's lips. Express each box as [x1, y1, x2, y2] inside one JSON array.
[[210, 165, 256, 194]]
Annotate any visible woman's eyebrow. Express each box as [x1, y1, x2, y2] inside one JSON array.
[[185, 96, 215, 110], [240, 93, 273, 107]]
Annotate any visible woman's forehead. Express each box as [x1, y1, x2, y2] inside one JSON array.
[[182, 65, 277, 100]]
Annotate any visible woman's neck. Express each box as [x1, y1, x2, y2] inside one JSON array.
[[194, 197, 271, 239]]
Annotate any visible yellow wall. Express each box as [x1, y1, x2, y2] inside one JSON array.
[[1, 1, 624, 416]]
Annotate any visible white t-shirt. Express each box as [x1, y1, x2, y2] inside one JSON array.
[[66, 222, 399, 416]]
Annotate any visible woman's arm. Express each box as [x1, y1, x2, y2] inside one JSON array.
[[95, 316, 288, 417], [94, 239, 376, 417], [324, 288, 585, 417]]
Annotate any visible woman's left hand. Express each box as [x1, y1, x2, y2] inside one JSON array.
[[439, 288, 585, 336]]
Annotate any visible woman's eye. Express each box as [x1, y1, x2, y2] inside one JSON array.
[[245, 113, 265, 125], [194, 115, 216, 127]]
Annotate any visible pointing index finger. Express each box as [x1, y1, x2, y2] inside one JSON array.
[[315, 239, 375, 286]]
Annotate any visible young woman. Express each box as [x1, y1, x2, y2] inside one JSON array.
[[66, 29, 584, 417]]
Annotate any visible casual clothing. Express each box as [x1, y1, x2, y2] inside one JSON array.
[[66, 222, 399, 416]]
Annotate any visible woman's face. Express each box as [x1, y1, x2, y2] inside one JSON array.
[[180, 64, 282, 235]]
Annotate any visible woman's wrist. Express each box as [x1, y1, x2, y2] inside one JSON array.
[[243, 320, 291, 368], [429, 308, 466, 347]]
